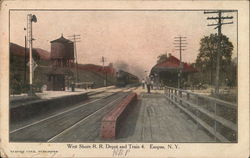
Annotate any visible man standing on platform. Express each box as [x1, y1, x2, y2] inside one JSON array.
[[142, 78, 145, 89], [146, 76, 151, 93]]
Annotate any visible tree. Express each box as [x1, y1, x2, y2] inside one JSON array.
[[196, 33, 234, 85], [157, 53, 168, 64]]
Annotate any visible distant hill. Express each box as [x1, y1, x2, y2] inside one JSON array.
[[10, 43, 50, 60], [34, 48, 50, 60], [77, 63, 116, 75]]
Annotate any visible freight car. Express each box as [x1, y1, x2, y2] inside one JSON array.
[[115, 70, 139, 87]]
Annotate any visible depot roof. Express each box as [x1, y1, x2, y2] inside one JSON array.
[[151, 54, 197, 73]]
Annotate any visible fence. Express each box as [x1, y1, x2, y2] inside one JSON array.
[[165, 86, 237, 142], [75, 82, 94, 89]]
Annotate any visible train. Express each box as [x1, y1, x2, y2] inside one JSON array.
[[115, 70, 140, 87]]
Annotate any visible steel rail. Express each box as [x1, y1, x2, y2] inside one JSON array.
[[47, 93, 127, 142], [10, 92, 119, 134]]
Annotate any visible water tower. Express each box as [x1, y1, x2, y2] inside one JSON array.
[[50, 34, 74, 67], [47, 34, 74, 91]]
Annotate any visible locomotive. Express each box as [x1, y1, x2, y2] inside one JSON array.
[[115, 70, 139, 87]]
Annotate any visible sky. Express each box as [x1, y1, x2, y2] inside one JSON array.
[[10, 10, 237, 78]]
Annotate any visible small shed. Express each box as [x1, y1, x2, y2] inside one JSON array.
[[46, 68, 66, 91]]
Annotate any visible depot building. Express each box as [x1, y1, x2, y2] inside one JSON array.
[[150, 54, 197, 88]]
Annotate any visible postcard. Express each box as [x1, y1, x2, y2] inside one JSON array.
[[0, 0, 249, 157]]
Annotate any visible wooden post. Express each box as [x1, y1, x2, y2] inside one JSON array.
[[179, 91, 182, 106], [195, 96, 200, 127], [175, 89, 177, 102], [170, 89, 172, 100], [214, 102, 217, 141], [185, 92, 191, 118], [171, 89, 174, 101]]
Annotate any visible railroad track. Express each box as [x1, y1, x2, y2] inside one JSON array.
[[10, 91, 129, 142]]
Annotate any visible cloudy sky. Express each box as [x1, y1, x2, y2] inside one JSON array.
[[10, 10, 237, 78]]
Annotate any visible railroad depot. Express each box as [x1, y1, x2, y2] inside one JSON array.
[[150, 54, 197, 88]]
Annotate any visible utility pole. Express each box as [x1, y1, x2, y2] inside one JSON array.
[[68, 34, 81, 83], [174, 36, 187, 89], [24, 28, 27, 84], [101, 56, 107, 87], [204, 10, 234, 95], [27, 14, 37, 96]]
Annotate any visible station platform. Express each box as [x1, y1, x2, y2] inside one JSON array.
[[115, 89, 214, 142], [10, 86, 115, 108]]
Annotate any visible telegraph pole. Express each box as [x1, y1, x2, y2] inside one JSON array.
[[204, 10, 234, 94], [27, 14, 37, 96], [24, 28, 27, 84], [68, 34, 81, 83], [174, 36, 187, 89], [101, 56, 107, 87]]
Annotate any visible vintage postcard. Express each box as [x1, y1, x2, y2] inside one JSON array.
[[0, 0, 249, 157]]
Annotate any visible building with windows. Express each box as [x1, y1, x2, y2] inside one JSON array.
[[150, 54, 197, 88]]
